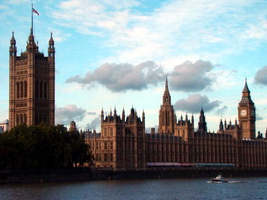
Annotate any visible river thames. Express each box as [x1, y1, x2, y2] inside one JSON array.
[[0, 176, 267, 200]]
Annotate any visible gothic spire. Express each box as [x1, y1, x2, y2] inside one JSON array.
[[242, 78, 250, 94], [49, 33, 54, 46], [239, 79, 254, 105], [198, 108, 207, 133], [10, 32, 16, 45], [163, 77, 171, 105], [164, 76, 170, 95]]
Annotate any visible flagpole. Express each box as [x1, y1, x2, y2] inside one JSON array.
[[31, 3, 33, 33]]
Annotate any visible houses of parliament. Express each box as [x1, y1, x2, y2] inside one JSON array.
[[7, 26, 267, 171], [85, 79, 267, 170]]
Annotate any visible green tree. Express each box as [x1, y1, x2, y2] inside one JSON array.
[[0, 124, 92, 170]]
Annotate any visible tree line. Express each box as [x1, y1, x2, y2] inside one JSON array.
[[0, 124, 92, 170]]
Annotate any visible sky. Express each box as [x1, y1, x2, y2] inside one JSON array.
[[0, 0, 267, 133]]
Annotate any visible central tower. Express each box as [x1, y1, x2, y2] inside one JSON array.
[[9, 29, 55, 129], [158, 78, 175, 133]]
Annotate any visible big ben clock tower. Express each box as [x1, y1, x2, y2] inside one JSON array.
[[238, 79, 255, 139]]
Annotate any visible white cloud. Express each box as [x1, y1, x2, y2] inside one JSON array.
[[255, 66, 267, 85], [242, 19, 267, 40], [49, 0, 267, 65], [66, 61, 165, 92], [169, 60, 214, 92], [56, 104, 86, 125], [174, 94, 220, 113]]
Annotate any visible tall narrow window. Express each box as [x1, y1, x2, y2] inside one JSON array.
[[44, 82, 47, 99], [35, 81, 39, 98], [24, 114, 27, 124], [40, 81, 43, 98], [24, 81, 27, 98], [44, 114, 47, 123], [35, 115, 38, 125], [20, 82, 23, 98], [20, 114, 23, 124], [16, 114, 19, 125], [16, 82, 20, 99]]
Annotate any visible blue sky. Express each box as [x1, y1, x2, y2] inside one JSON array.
[[1, 0, 267, 133]]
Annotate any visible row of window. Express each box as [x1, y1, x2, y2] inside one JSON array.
[[16, 113, 27, 125], [103, 128, 113, 136], [16, 81, 27, 98], [35, 113, 48, 124], [92, 141, 113, 150], [16, 113, 48, 125], [95, 154, 114, 162], [35, 81, 48, 99], [16, 81, 49, 99]]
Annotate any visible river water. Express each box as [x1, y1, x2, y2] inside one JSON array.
[[0, 176, 267, 200]]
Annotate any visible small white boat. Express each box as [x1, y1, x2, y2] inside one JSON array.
[[210, 174, 228, 183]]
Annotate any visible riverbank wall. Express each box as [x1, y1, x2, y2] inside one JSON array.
[[1, 168, 267, 184]]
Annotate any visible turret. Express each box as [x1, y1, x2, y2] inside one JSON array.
[[191, 114, 194, 125], [9, 32, 17, 57], [198, 108, 207, 133], [122, 108, 125, 122], [27, 28, 37, 53], [69, 121, 77, 132], [48, 33, 55, 58], [142, 110, 145, 123], [185, 113, 188, 124], [101, 108, 104, 122], [163, 77, 171, 105], [219, 119, 224, 132], [158, 77, 175, 134], [114, 107, 117, 116]]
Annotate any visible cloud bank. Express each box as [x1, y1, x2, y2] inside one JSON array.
[[66, 61, 165, 92], [254, 66, 267, 85], [174, 94, 220, 113], [86, 116, 101, 131], [56, 104, 86, 125], [169, 60, 214, 92]]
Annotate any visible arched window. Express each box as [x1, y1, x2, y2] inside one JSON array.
[[35, 81, 39, 98], [104, 128, 107, 136], [16, 82, 20, 99], [20, 81, 23, 98], [24, 114, 27, 124], [110, 128, 113, 136], [35, 115, 38, 125], [44, 82, 47, 99], [24, 81, 27, 98], [20, 114, 23, 124], [16, 114, 19, 125], [40, 81, 43, 98], [44, 114, 47, 123]]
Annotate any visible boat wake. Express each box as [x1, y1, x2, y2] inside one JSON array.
[[207, 174, 244, 184], [207, 180, 243, 184]]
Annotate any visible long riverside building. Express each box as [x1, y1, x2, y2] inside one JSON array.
[[85, 79, 267, 170]]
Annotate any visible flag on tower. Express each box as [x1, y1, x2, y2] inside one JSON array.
[[32, 7, 39, 16]]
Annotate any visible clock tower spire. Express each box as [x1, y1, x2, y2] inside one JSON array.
[[238, 79, 255, 139]]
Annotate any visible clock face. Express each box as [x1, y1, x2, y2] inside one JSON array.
[[240, 109, 247, 117]]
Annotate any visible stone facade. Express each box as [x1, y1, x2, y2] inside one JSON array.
[[85, 79, 267, 170], [87, 108, 146, 169], [9, 29, 55, 129]]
